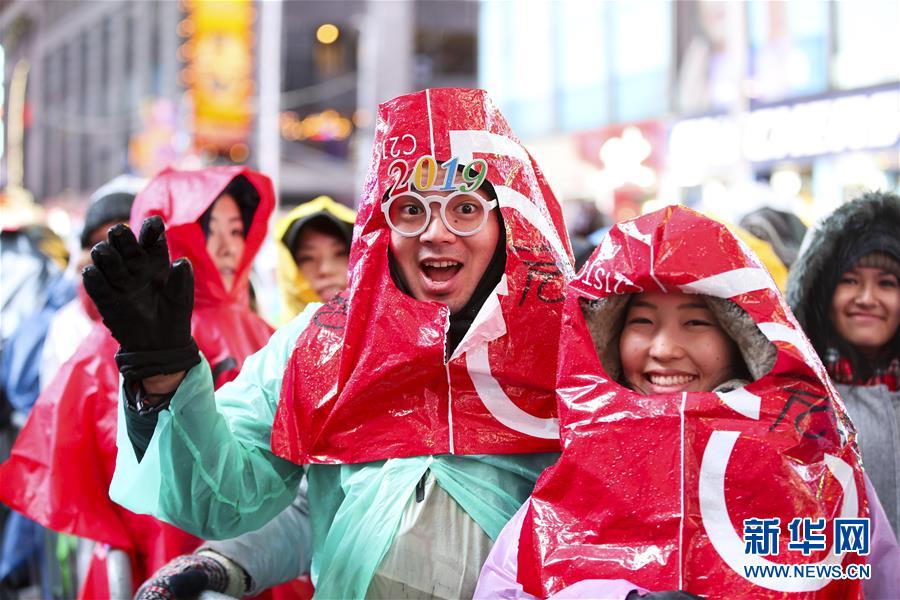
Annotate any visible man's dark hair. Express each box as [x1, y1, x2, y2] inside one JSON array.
[[81, 192, 135, 249]]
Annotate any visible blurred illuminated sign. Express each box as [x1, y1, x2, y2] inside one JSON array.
[[180, 0, 255, 155], [129, 99, 185, 177], [576, 121, 666, 168], [575, 121, 667, 190], [669, 87, 900, 168], [280, 110, 353, 142]]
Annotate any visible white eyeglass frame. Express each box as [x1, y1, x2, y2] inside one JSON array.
[[381, 190, 498, 238]]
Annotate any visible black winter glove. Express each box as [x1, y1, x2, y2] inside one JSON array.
[[626, 591, 704, 600], [134, 553, 232, 600], [82, 216, 200, 384]]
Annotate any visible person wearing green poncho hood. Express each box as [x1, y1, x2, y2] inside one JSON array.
[[83, 89, 572, 598]]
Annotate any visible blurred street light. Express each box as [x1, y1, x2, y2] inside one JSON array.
[[280, 109, 353, 142], [229, 142, 250, 163], [597, 126, 656, 189], [770, 169, 802, 199], [316, 23, 340, 45]]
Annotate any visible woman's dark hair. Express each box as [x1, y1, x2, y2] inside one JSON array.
[[199, 175, 259, 238], [807, 241, 900, 381]]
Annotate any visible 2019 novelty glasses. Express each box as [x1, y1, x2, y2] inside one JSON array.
[[382, 190, 498, 237]]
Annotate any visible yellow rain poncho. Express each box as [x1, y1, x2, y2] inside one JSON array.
[[732, 226, 789, 291], [272, 196, 355, 323], [700, 210, 789, 291]]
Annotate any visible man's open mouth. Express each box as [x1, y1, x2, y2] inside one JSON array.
[[421, 260, 463, 283]]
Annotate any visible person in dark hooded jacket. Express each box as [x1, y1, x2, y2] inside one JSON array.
[[787, 190, 900, 537]]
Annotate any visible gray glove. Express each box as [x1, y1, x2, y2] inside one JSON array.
[[134, 551, 248, 600]]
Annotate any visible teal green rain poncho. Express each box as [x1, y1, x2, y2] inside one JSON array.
[[111, 88, 574, 598], [111, 311, 557, 597]]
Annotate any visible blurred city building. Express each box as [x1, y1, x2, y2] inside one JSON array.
[[0, 0, 477, 215], [480, 0, 899, 227], [2, 0, 898, 230], [1, 0, 185, 223]]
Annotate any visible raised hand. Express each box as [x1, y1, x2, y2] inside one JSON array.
[[83, 216, 200, 384]]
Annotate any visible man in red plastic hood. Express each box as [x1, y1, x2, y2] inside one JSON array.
[[272, 88, 572, 462], [83, 89, 574, 598], [0, 167, 275, 598], [475, 206, 898, 599]]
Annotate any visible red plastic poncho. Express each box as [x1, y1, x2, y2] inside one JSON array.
[[517, 206, 868, 598], [0, 166, 276, 597], [272, 88, 573, 464]]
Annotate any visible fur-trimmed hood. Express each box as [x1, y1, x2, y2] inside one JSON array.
[[581, 292, 776, 390], [788, 191, 900, 328], [786, 191, 900, 360]]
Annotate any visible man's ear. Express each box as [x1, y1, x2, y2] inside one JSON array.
[[386, 247, 413, 296]]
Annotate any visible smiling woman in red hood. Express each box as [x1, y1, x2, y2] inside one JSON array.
[[133, 167, 271, 307]]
